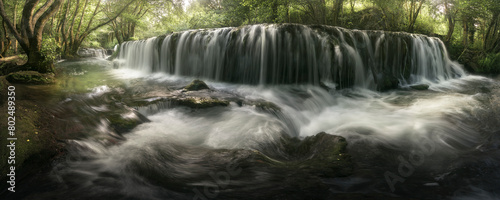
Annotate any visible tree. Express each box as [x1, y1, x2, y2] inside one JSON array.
[[443, 0, 457, 44], [0, 0, 63, 73], [332, 0, 344, 25], [1, 17, 11, 57], [407, 0, 425, 32], [295, 0, 328, 24], [106, 0, 150, 44], [371, 0, 405, 31], [482, 0, 500, 52], [58, 0, 137, 56]]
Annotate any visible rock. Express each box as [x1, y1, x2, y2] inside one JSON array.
[[106, 49, 114, 55], [377, 73, 400, 92], [113, 60, 120, 69], [106, 111, 149, 134], [280, 132, 352, 177], [175, 97, 229, 109], [319, 81, 330, 91], [248, 100, 281, 112], [410, 84, 429, 90], [6, 71, 55, 84], [184, 79, 209, 91]]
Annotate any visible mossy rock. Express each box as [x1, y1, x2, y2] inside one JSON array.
[[175, 97, 229, 109], [184, 79, 209, 91], [280, 132, 352, 177], [410, 84, 429, 90], [6, 71, 55, 84], [106, 112, 148, 134]]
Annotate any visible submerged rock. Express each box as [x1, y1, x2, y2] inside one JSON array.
[[6, 71, 55, 84], [410, 84, 430, 90], [280, 132, 352, 177], [105, 111, 150, 134], [377, 73, 400, 92], [184, 79, 209, 91], [247, 100, 282, 112]]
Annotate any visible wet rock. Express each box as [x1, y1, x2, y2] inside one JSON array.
[[410, 84, 429, 90], [319, 81, 330, 91], [105, 111, 149, 134], [281, 132, 353, 177], [377, 73, 400, 92], [6, 71, 55, 84], [184, 79, 209, 91], [112, 60, 120, 69], [175, 97, 229, 109], [247, 100, 281, 112]]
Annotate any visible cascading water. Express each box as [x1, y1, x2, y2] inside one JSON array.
[[7, 25, 500, 200], [78, 47, 108, 59], [118, 24, 465, 89]]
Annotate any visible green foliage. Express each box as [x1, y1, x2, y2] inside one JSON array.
[[478, 53, 500, 74], [18, 54, 28, 60], [40, 37, 60, 65]]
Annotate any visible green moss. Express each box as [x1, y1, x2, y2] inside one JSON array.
[[184, 79, 209, 91], [0, 101, 61, 190], [6, 71, 55, 85]]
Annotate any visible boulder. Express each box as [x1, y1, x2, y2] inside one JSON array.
[[184, 79, 209, 91], [410, 84, 429, 90], [106, 111, 149, 134], [6, 71, 55, 84], [377, 73, 400, 92]]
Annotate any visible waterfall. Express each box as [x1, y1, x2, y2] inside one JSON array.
[[117, 24, 465, 89], [78, 48, 108, 59]]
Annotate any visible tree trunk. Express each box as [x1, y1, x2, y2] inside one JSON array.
[[27, 35, 54, 73], [408, 0, 424, 33], [463, 19, 468, 47], [286, 0, 290, 23], [0, 0, 63, 73], [13, 1, 18, 54], [443, 0, 454, 44], [468, 22, 475, 45], [271, 0, 278, 22], [63, 0, 136, 57], [484, 12, 499, 51], [332, 0, 344, 25], [1, 19, 10, 56]]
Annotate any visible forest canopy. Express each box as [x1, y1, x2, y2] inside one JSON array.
[[1, 0, 500, 73]]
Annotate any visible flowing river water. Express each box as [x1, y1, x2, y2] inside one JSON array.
[[4, 24, 500, 200]]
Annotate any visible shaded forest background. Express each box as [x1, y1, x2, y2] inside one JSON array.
[[1, 0, 500, 74]]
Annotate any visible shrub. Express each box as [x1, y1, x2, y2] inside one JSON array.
[[478, 53, 500, 74], [40, 37, 60, 64]]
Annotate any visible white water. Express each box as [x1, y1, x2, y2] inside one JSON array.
[[33, 59, 498, 200], [44, 25, 499, 199], [118, 24, 465, 89]]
